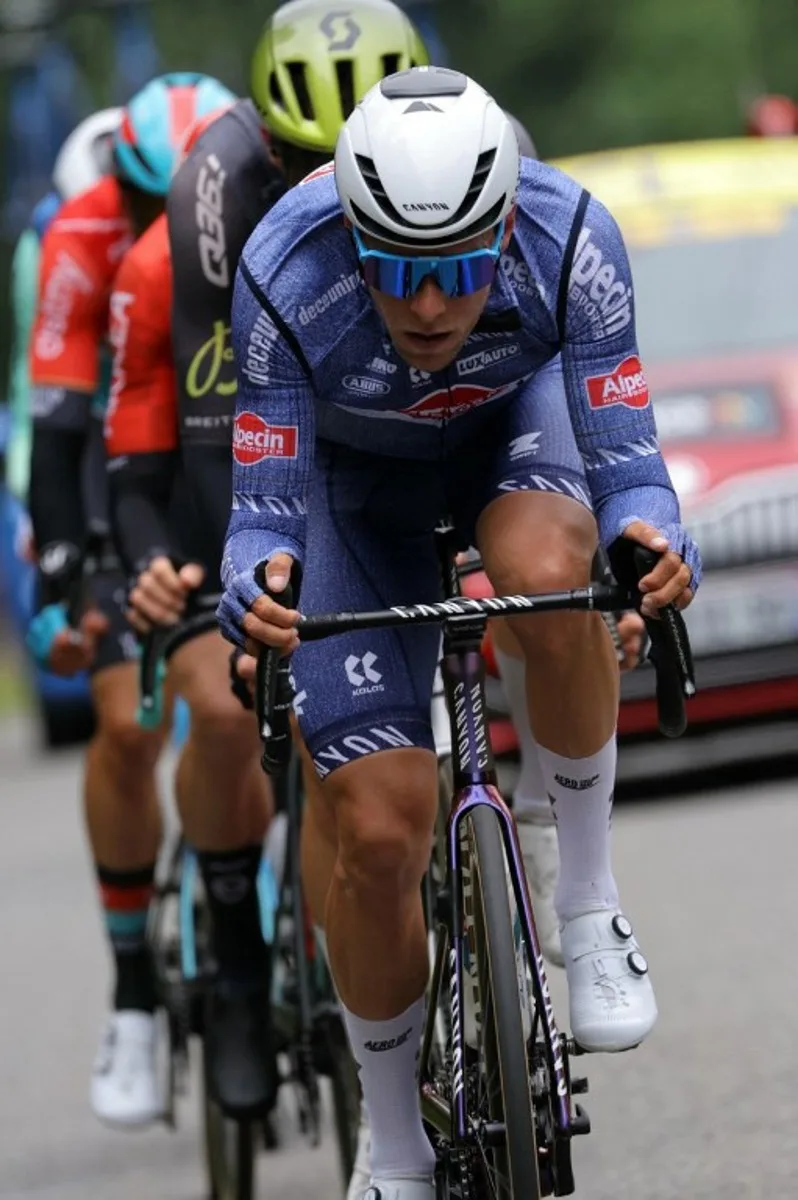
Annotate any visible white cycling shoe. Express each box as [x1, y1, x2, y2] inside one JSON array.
[[516, 817, 564, 968], [364, 1178, 436, 1200], [90, 1010, 162, 1128], [561, 909, 658, 1053], [346, 1111, 436, 1200], [346, 1102, 372, 1200]]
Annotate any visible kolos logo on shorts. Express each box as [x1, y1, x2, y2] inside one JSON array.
[[233, 411, 298, 465], [585, 355, 649, 410]]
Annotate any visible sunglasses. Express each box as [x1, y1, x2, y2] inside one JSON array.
[[352, 221, 505, 300]]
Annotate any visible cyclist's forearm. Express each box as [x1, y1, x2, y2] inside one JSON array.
[[29, 423, 86, 550], [224, 264, 317, 604], [108, 450, 176, 575], [591, 482, 679, 547]]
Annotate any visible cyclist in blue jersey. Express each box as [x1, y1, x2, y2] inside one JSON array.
[[219, 68, 700, 1199]]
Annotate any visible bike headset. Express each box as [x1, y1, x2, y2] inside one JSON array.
[[249, 0, 430, 188]]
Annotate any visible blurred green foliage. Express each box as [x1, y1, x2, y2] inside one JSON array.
[[434, 0, 798, 156], [44, 0, 798, 159]]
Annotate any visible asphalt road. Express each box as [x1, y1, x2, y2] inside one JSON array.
[[2, 715, 798, 1199]]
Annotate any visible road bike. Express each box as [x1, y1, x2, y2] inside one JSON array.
[[254, 527, 694, 1199], [138, 595, 361, 1200]]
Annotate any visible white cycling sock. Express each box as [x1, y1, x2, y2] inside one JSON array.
[[341, 996, 435, 1180], [536, 737, 620, 922], [494, 647, 551, 825]]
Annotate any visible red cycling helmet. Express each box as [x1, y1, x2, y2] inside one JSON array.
[[746, 94, 798, 137]]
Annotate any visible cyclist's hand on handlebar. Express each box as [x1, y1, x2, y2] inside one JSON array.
[[232, 649, 258, 685], [47, 607, 109, 676], [622, 521, 694, 618], [241, 552, 300, 656], [617, 610, 645, 672], [127, 556, 205, 634]]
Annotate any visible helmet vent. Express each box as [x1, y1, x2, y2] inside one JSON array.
[[287, 62, 314, 121], [335, 60, 356, 120], [353, 149, 500, 234], [381, 54, 401, 78], [269, 71, 284, 111]]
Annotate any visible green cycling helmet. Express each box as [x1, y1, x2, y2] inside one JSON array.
[[251, 0, 430, 153]]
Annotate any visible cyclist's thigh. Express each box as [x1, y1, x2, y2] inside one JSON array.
[[292, 440, 444, 783]]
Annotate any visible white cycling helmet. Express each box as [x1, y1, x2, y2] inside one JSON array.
[[52, 107, 122, 202], [335, 66, 519, 248], [505, 110, 537, 160]]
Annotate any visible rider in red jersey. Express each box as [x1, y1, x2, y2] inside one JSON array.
[[27, 73, 237, 1130]]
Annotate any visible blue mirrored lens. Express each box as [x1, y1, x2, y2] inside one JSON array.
[[360, 255, 409, 296], [355, 225, 503, 300]]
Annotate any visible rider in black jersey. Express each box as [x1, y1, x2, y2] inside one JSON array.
[[106, 0, 432, 1134]]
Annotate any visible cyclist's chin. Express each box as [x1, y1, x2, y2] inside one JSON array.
[[394, 329, 465, 371]]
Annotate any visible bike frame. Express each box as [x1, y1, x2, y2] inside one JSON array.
[[418, 528, 570, 1150]]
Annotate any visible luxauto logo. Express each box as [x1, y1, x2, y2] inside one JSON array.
[[455, 343, 519, 377], [232, 411, 298, 465]]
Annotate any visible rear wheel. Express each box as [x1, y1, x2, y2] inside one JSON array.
[[466, 804, 541, 1200]]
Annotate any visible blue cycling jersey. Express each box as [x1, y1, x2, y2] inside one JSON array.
[[222, 157, 700, 624]]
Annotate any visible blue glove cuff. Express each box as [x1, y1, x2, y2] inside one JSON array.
[[26, 603, 69, 667]]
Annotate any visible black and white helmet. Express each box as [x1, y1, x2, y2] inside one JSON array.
[[52, 108, 122, 202], [335, 66, 520, 248]]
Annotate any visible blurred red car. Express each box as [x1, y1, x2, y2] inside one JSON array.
[[482, 138, 798, 763]]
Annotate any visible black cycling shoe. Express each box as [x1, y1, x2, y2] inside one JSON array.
[[203, 976, 278, 1118]]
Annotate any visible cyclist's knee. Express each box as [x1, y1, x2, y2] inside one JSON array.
[[485, 514, 595, 597], [91, 662, 166, 772], [172, 634, 260, 763], [94, 707, 163, 774], [187, 694, 259, 766], [327, 749, 437, 898], [480, 497, 599, 659]]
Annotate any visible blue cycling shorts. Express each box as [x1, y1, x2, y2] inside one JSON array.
[[292, 362, 592, 779]]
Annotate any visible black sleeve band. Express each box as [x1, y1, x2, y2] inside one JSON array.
[[238, 258, 312, 379], [29, 424, 86, 551], [556, 187, 591, 343], [108, 450, 177, 575]]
